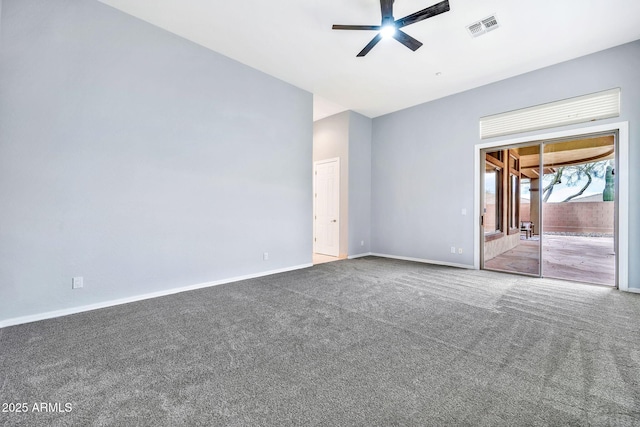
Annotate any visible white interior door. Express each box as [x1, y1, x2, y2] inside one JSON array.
[[314, 158, 340, 257]]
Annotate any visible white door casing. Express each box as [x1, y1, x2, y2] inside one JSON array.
[[314, 158, 340, 257]]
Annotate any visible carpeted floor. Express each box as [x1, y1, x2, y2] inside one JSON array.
[[1, 256, 640, 426]]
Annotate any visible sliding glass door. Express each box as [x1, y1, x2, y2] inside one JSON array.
[[481, 133, 617, 287], [541, 136, 616, 285], [482, 144, 541, 276]]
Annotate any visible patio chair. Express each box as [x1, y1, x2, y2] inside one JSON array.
[[520, 221, 534, 239]]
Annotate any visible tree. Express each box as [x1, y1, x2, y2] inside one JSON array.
[[542, 167, 563, 202], [542, 160, 608, 202], [561, 162, 607, 202]]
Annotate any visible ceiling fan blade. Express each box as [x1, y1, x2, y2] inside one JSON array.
[[332, 24, 381, 31], [357, 33, 383, 57], [393, 29, 423, 51], [395, 0, 450, 28], [380, 0, 394, 20]]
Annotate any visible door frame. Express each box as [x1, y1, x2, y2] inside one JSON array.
[[313, 157, 340, 257], [474, 121, 629, 291], [480, 142, 543, 277]]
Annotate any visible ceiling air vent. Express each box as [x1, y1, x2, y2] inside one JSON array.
[[467, 22, 484, 37], [481, 16, 499, 31], [467, 15, 499, 38]]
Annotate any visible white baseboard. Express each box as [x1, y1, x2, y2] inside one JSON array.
[[370, 253, 475, 270], [347, 252, 372, 259], [0, 263, 313, 329], [624, 287, 640, 294]]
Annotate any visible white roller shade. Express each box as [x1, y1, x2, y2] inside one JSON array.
[[480, 88, 621, 139]]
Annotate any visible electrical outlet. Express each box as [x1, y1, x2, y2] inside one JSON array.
[[263, 252, 269, 261], [458, 248, 463, 254], [72, 277, 83, 289], [360, 240, 364, 246], [461, 208, 467, 215], [450, 246, 456, 254]]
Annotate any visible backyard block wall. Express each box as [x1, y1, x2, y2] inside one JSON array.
[[521, 202, 614, 234]]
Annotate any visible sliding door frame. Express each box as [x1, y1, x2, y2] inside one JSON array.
[[480, 142, 542, 277], [474, 121, 629, 291]]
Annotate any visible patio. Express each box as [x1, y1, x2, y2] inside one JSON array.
[[484, 234, 616, 286]]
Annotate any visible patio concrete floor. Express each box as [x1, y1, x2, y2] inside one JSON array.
[[484, 234, 616, 286]]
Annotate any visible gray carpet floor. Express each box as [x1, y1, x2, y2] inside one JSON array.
[[1, 256, 640, 426]]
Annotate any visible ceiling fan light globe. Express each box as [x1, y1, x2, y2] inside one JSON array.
[[380, 24, 396, 38]]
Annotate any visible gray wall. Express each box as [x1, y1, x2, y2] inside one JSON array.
[[372, 40, 640, 288], [313, 112, 349, 257], [313, 111, 372, 258], [0, 0, 313, 322], [348, 111, 372, 256]]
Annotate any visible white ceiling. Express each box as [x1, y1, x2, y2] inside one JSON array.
[[99, 0, 640, 120]]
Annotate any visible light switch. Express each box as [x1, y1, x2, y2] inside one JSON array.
[[72, 277, 83, 289]]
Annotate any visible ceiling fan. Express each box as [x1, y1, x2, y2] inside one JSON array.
[[332, 0, 450, 57]]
